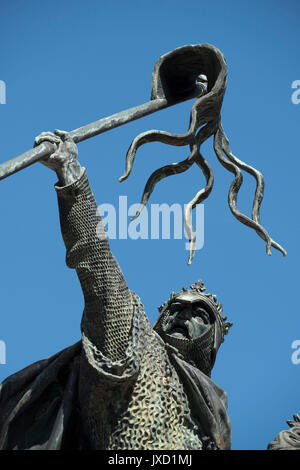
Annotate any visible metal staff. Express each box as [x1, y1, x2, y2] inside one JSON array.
[[0, 47, 204, 181]]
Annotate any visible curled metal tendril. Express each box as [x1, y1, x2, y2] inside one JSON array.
[[214, 125, 286, 257], [119, 117, 286, 263], [184, 147, 214, 265], [118, 130, 194, 184]]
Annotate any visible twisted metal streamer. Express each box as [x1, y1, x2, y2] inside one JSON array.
[[119, 74, 217, 184], [218, 125, 286, 256], [118, 43, 286, 263], [120, 119, 218, 263], [119, 130, 194, 183], [128, 122, 214, 221], [130, 156, 194, 221], [213, 127, 286, 256], [128, 122, 216, 267], [184, 149, 214, 265]]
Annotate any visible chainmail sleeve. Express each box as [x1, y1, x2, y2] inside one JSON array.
[[55, 169, 134, 365]]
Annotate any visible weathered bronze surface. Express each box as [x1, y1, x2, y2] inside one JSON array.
[[0, 128, 232, 449], [0, 44, 291, 451], [268, 414, 300, 450]]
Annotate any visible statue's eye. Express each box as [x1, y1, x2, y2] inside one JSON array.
[[169, 302, 182, 313], [194, 306, 211, 324]]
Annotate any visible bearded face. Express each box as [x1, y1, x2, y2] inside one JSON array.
[[162, 292, 214, 341], [153, 281, 232, 376], [154, 290, 225, 376]]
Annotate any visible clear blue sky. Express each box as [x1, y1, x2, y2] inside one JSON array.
[[0, 0, 299, 450]]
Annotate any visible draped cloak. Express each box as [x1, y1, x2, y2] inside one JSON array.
[[0, 338, 230, 450]]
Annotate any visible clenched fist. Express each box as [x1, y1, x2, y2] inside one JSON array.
[[34, 129, 82, 185]]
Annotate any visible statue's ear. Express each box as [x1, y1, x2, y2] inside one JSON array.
[[150, 43, 227, 103], [153, 303, 168, 331]]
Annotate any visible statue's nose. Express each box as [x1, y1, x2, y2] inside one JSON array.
[[178, 308, 192, 320]]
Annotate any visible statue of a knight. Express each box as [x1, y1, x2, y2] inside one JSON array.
[[0, 129, 232, 450]]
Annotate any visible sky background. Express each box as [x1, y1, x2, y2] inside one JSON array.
[[0, 0, 299, 450]]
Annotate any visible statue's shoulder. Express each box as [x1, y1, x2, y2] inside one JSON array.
[[0, 341, 82, 449]]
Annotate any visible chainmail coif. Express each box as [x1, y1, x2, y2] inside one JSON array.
[[55, 170, 224, 450]]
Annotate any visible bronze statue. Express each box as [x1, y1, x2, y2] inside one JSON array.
[[0, 130, 231, 450], [0, 44, 289, 451]]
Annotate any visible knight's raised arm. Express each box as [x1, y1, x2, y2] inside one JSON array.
[[36, 130, 134, 366]]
